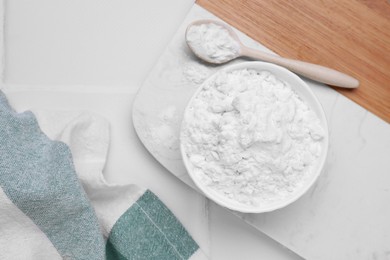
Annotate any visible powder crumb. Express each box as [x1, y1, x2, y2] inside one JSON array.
[[181, 69, 325, 206], [150, 106, 180, 151], [151, 124, 179, 151], [158, 105, 178, 123], [183, 62, 211, 84]]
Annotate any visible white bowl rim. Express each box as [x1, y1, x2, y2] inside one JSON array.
[[180, 61, 329, 213]]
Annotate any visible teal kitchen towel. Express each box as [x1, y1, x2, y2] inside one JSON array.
[[0, 90, 207, 260], [0, 91, 105, 260]]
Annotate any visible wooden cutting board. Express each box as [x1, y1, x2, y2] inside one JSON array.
[[197, 0, 390, 123]]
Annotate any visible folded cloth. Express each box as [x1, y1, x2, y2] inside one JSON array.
[[0, 90, 207, 260]]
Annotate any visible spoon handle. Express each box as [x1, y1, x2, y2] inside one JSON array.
[[241, 47, 359, 88]]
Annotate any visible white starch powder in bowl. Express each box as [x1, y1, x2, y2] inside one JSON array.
[[180, 62, 328, 213]]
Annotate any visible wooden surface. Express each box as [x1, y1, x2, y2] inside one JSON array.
[[197, 0, 390, 123]]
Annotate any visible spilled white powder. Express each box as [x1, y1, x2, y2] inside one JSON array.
[[183, 61, 211, 84], [158, 106, 178, 123], [181, 69, 325, 206], [151, 124, 178, 150], [150, 106, 180, 151], [186, 23, 240, 63]]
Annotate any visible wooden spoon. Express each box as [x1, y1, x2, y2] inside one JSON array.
[[185, 19, 359, 88]]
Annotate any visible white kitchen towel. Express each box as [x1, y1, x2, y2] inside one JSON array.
[[0, 90, 207, 260]]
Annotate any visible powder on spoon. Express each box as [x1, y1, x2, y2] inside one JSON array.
[[186, 23, 240, 63]]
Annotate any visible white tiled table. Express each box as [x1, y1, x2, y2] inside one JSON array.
[[3, 1, 389, 259]]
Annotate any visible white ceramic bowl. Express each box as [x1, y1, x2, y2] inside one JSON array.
[[180, 61, 329, 213]]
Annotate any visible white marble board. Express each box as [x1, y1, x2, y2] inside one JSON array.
[[132, 4, 390, 260]]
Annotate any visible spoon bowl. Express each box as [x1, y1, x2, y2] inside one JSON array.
[[185, 19, 359, 88], [185, 19, 242, 64]]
